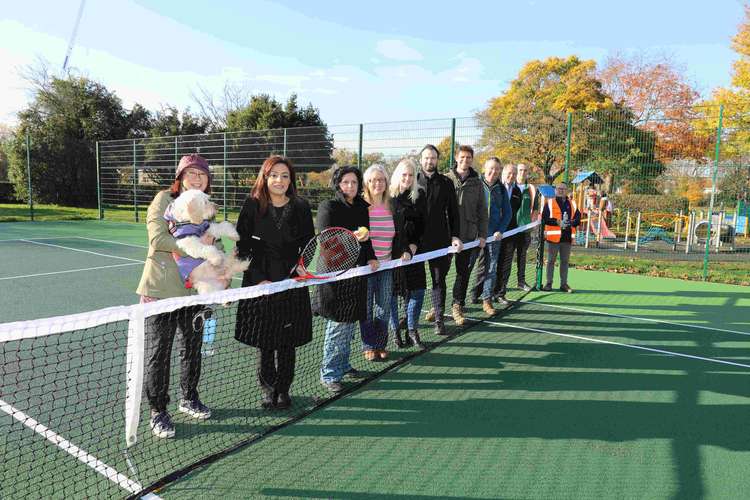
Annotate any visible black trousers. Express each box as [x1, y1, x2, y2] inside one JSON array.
[[495, 234, 520, 296], [145, 306, 204, 413], [258, 347, 296, 394], [427, 254, 452, 315], [515, 231, 531, 286], [452, 247, 478, 307]]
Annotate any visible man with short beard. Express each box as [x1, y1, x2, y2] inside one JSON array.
[[417, 144, 462, 336], [445, 145, 487, 325]]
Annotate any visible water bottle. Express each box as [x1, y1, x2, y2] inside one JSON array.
[[562, 211, 569, 230], [202, 318, 217, 357]]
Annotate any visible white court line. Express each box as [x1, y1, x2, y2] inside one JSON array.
[[520, 300, 750, 337], [74, 236, 147, 249], [19, 239, 144, 263], [0, 398, 142, 494], [484, 320, 750, 370], [0, 237, 75, 243], [0, 262, 141, 281]]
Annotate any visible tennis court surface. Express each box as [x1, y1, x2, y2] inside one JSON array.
[[1, 220, 749, 499]]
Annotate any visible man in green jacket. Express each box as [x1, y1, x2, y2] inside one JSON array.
[[445, 145, 488, 325]]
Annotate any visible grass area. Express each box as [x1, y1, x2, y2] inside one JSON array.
[[0, 203, 100, 222], [570, 253, 750, 286]]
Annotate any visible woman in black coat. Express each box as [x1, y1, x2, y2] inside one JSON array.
[[388, 159, 427, 349], [234, 155, 315, 410], [316, 166, 378, 394]]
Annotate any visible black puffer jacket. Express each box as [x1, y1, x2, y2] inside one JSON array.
[[391, 189, 428, 293], [312, 192, 376, 322], [416, 171, 460, 252]]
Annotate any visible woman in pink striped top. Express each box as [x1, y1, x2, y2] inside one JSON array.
[[360, 164, 395, 361]]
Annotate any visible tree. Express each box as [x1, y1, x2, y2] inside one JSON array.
[[717, 165, 750, 204], [477, 56, 614, 184], [148, 106, 209, 137], [0, 124, 12, 180], [6, 73, 147, 206], [598, 52, 709, 163]]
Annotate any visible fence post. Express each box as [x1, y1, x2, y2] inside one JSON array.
[[282, 128, 288, 157], [25, 131, 34, 221], [449, 118, 456, 170], [357, 124, 363, 169], [634, 211, 641, 252], [686, 211, 694, 253], [174, 136, 179, 167], [624, 209, 631, 250], [96, 141, 103, 220], [703, 105, 723, 281], [133, 139, 138, 223], [564, 112, 572, 184], [223, 132, 228, 221]]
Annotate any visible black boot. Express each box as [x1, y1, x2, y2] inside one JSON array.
[[408, 329, 425, 350], [260, 388, 276, 409], [431, 288, 447, 336], [394, 317, 406, 348], [434, 321, 448, 336], [276, 392, 291, 410]]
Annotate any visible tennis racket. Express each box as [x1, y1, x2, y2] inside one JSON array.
[[291, 226, 361, 280]]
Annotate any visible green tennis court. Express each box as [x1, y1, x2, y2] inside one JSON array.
[[2, 220, 749, 498], [156, 270, 750, 499]]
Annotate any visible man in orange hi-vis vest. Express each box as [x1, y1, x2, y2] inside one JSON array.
[[541, 183, 581, 293]]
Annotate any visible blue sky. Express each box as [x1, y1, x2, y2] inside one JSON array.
[[0, 0, 746, 126]]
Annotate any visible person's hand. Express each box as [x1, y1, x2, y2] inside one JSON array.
[[408, 244, 417, 255], [401, 251, 412, 261], [493, 231, 502, 241], [479, 237, 486, 249], [200, 233, 216, 245], [258, 280, 272, 285], [531, 211, 539, 221], [451, 237, 463, 253], [368, 259, 379, 271]]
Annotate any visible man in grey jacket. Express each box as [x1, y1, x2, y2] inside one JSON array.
[[445, 145, 488, 325]]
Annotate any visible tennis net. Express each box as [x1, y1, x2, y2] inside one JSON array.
[[0, 221, 541, 499]]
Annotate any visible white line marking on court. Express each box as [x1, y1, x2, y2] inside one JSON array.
[[74, 236, 147, 249], [19, 239, 144, 263], [485, 320, 750, 370], [520, 300, 750, 337], [0, 398, 142, 494], [0, 237, 72, 243], [0, 262, 141, 281]]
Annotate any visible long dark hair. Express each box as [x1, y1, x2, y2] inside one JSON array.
[[251, 155, 298, 215]]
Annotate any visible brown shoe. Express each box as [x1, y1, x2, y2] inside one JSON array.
[[364, 350, 377, 361], [482, 300, 496, 316], [452, 304, 465, 326], [378, 350, 388, 360], [425, 308, 436, 322]]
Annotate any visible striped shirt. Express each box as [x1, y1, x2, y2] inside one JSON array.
[[368, 204, 395, 262]]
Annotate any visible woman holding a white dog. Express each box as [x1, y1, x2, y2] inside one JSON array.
[[234, 155, 315, 410], [136, 153, 225, 439]]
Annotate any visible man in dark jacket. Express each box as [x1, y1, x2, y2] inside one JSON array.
[[445, 145, 487, 326], [471, 157, 512, 315], [494, 163, 523, 305], [417, 144, 462, 336]]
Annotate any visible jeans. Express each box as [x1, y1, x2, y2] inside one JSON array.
[[320, 320, 356, 383], [390, 288, 426, 331], [360, 270, 393, 351], [479, 241, 502, 300]]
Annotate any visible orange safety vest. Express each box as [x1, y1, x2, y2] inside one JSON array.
[[544, 198, 577, 243]]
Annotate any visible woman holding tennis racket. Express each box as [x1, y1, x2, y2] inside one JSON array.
[[234, 155, 315, 410], [316, 166, 378, 393]]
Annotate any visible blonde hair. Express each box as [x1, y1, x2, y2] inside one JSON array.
[[389, 158, 421, 203], [363, 163, 390, 206]]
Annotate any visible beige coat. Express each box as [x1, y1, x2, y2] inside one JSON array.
[[136, 190, 193, 299]]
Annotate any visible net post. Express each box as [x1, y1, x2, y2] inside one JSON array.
[[133, 139, 138, 223], [449, 118, 456, 171], [634, 211, 641, 252], [26, 131, 34, 221], [96, 141, 103, 219], [624, 209, 630, 250], [357, 123, 365, 170], [223, 132, 228, 221], [534, 220, 545, 289], [564, 112, 572, 184], [703, 104, 723, 281], [125, 303, 146, 449]]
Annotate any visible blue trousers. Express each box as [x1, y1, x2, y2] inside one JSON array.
[[360, 270, 393, 351], [320, 320, 356, 383]]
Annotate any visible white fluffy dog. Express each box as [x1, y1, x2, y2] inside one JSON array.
[[166, 189, 249, 295]]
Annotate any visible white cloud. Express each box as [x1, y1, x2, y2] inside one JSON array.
[[375, 39, 423, 61]]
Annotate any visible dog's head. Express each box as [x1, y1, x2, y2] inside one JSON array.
[[171, 189, 217, 224]]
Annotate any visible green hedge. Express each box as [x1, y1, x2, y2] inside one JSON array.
[[610, 194, 688, 213]]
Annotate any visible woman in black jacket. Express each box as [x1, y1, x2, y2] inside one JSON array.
[[234, 155, 315, 410], [388, 158, 427, 349], [316, 165, 378, 394]]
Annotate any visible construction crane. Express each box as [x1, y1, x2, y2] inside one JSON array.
[[62, 0, 86, 72]]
